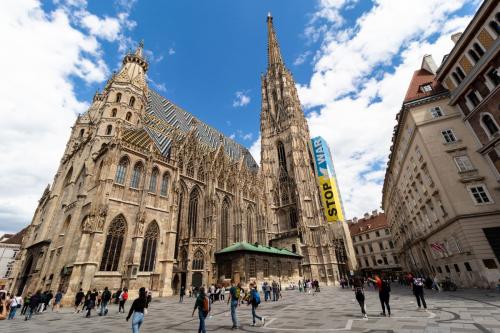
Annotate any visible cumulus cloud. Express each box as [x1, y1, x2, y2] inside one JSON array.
[[0, 0, 136, 233], [296, 0, 475, 219], [232, 90, 251, 107], [168, 48, 176, 55], [294, 51, 312, 66]]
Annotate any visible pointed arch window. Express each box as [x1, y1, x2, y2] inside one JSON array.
[[188, 188, 199, 237], [100, 216, 126, 271], [192, 250, 204, 270], [217, 173, 225, 189], [149, 168, 159, 193], [111, 108, 117, 117], [186, 159, 194, 178], [125, 112, 132, 122], [140, 222, 159, 272], [160, 173, 169, 196], [63, 167, 73, 187], [129, 96, 136, 107], [246, 206, 254, 243], [130, 162, 143, 189], [263, 260, 269, 277], [95, 160, 103, 185], [79, 129, 85, 138], [115, 93, 122, 103], [221, 198, 230, 249], [482, 113, 499, 137], [289, 207, 298, 229], [249, 258, 256, 278], [115, 157, 129, 185], [277, 141, 287, 171], [197, 166, 205, 182], [106, 125, 113, 135]]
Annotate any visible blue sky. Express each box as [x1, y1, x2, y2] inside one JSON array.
[[0, 0, 480, 233]]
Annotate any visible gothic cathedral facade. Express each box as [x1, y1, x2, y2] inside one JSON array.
[[8, 15, 355, 300]]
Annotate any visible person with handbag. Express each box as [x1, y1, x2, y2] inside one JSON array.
[[8, 293, 22, 319], [126, 287, 148, 333]]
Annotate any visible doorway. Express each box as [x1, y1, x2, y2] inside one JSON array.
[[192, 272, 202, 288]]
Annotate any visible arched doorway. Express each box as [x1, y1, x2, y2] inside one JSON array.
[[172, 274, 179, 294], [17, 255, 34, 295], [192, 272, 203, 288]]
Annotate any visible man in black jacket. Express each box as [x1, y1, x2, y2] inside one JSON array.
[[99, 287, 111, 316]]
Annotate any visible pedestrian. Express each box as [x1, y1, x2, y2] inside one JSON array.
[[220, 285, 225, 301], [146, 290, 152, 307], [370, 275, 391, 317], [126, 287, 148, 333], [433, 275, 441, 292], [248, 283, 265, 327], [85, 289, 97, 318], [179, 286, 185, 303], [44, 290, 53, 312], [21, 292, 31, 315], [115, 288, 122, 304], [99, 287, 111, 316], [306, 280, 312, 295], [119, 287, 129, 313], [227, 280, 241, 330], [412, 275, 427, 310], [52, 290, 63, 312], [8, 293, 22, 319], [74, 288, 85, 313], [25, 290, 41, 321], [352, 277, 367, 318], [192, 286, 210, 333]]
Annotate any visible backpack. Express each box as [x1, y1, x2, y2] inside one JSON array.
[[202, 296, 210, 313], [252, 290, 261, 305], [122, 292, 128, 301], [234, 287, 241, 300]]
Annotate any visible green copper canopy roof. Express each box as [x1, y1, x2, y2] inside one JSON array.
[[215, 242, 302, 258]]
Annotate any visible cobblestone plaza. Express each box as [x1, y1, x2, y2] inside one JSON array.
[[3, 286, 500, 332]]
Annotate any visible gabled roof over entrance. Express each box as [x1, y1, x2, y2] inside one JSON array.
[[215, 242, 301, 258]]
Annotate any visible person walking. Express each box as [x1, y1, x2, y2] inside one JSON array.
[[192, 286, 210, 333], [99, 287, 111, 316], [220, 286, 225, 301], [352, 277, 367, 319], [119, 287, 129, 313], [52, 290, 63, 312], [227, 281, 241, 330], [20, 293, 31, 316], [248, 283, 264, 327], [126, 287, 148, 333], [74, 288, 85, 313], [179, 286, 186, 303], [8, 293, 22, 319], [85, 289, 97, 318], [412, 275, 427, 310], [370, 275, 391, 317], [25, 290, 41, 321]]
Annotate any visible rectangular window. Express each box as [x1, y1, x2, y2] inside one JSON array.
[[393, 256, 398, 264], [468, 185, 492, 204], [445, 265, 450, 273], [375, 231, 380, 237], [372, 256, 377, 266], [366, 233, 370, 240], [364, 258, 369, 267], [454, 155, 475, 172], [467, 90, 480, 107], [464, 262, 472, 272], [441, 129, 457, 143], [483, 259, 498, 269], [430, 106, 444, 118], [487, 68, 500, 86], [361, 246, 366, 254], [355, 247, 358, 255], [385, 229, 390, 235], [369, 245, 373, 253], [379, 242, 384, 251], [383, 256, 388, 265], [454, 264, 460, 272], [420, 83, 433, 93], [436, 266, 442, 273]]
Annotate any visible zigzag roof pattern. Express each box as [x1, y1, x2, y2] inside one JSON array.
[[143, 89, 258, 170]]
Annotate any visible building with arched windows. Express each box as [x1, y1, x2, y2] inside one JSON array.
[[7, 16, 355, 302]]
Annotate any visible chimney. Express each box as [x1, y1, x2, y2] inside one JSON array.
[[451, 32, 462, 44], [372, 209, 378, 216], [353, 217, 358, 223], [363, 213, 369, 219], [421, 54, 437, 74]]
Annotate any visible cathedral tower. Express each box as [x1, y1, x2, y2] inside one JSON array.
[[260, 14, 348, 283]]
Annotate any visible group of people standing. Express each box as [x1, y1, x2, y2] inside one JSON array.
[[0, 289, 63, 321], [298, 279, 320, 294], [351, 274, 429, 319]]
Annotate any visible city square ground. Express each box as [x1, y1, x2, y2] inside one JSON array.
[[3, 285, 500, 333]]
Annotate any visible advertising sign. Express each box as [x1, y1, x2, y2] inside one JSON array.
[[311, 136, 344, 222]]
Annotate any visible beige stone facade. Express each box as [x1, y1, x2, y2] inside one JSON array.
[[383, 51, 500, 288], [348, 211, 402, 277], [7, 15, 354, 303]]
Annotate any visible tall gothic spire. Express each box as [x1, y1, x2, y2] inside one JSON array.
[[267, 12, 284, 68]]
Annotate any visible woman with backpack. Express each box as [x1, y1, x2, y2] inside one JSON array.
[[119, 287, 129, 313], [192, 286, 209, 333], [352, 277, 367, 319], [248, 283, 265, 327], [126, 287, 148, 333]]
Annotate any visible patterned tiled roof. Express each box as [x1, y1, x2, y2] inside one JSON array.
[[144, 90, 258, 170], [403, 69, 446, 103], [215, 242, 302, 258], [348, 213, 388, 236]]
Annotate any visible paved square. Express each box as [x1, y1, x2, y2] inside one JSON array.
[[3, 285, 500, 332]]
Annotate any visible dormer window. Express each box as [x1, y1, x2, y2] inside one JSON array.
[[430, 106, 444, 118], [420, 83, 433, 93]]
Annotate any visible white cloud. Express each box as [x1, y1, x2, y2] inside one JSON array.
[[232, 90, 251, 107], [249, 135, 261, 165], [79, 13, 121, 41], [294, 51, 312, 66], [168, 47, 176, 55], [0, 0, 135, 233], [298, 0, 475, 219]]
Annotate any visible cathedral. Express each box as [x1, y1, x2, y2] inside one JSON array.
[[8, 14, 356, 300]]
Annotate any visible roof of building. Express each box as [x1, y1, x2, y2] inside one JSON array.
[[403, 68, 446, 104], [349, 213, 388, 236], [143, 89, 258, 170], [0, 227, 28, 245], [215, 242, 302, 258]]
